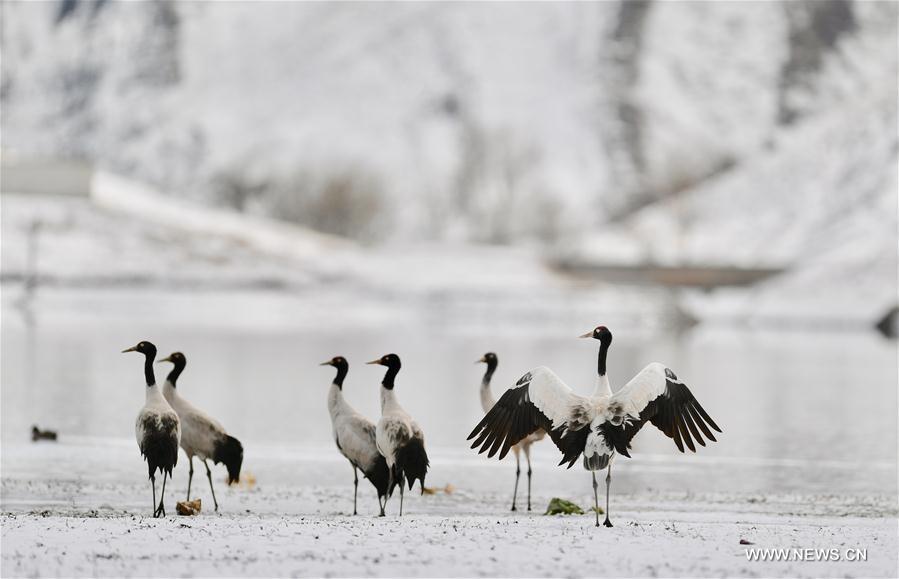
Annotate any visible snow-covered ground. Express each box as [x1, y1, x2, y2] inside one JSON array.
[[2, 440, 896, 578]]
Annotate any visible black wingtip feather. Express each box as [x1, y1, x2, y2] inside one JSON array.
[[599, 376, 722, 458], [467, 414, 491, 440], [671, 416, 685, 452], [681, 408, 705, 447], [677, 416, 696, 452], [470, 427, 490, 450], [485, 406, 511, 458], [468, 381, 586, 469], [692, 400, 722, 433], [687, 403, 716, 442]]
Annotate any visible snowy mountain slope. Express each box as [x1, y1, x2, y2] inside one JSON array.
[[1, 2, 614, 243], [0, 191, 319, 290], [569, 87, 896, 266], [2, 1, 895, 326], [3, 1, 893, 244], [631, 1, 788, 196], [1, 175, 672, 333], [564, 83, 897, 324]]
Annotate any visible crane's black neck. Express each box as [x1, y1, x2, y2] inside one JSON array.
[[597, 340, 610, 377], [381, 365, 400, 390], [332, 362, 348, 389], [167, 359, 185, 387], [143, 353, 156, 387], [482, 359, 497, 385]]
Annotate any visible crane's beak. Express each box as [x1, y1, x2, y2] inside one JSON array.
[[157, 356, 173, 364], [366, 359, 383, 365], [121, 346, 137, 353], [319, 360, 333, 366], [578, 331, 593, 338], [475, 356, 486, 364]]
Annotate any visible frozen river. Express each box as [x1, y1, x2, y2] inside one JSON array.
[[2, 287, 896, 498]]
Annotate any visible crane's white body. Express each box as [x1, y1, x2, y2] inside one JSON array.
[[328, 383, 383, 473], [134, 380, 180, 518], [525, 363, 681, 465], [528, 363, 670, 424], [135, 384, 181, 457], [163, 381, 226, 460], [376, 387, 423, 468]]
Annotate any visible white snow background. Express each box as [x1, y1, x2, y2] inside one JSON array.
[[1, 2, 897, 577]]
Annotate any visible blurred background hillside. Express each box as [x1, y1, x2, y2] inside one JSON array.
[[1, 0, 897, 487], [2, 1, 896, 325]]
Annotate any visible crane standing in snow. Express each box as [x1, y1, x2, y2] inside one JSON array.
[[158, 352, 243, 511], [477, 352, 545, 511], [123, 340, 180, 518], [469, 326, 722, 527], [321, 356, 392, 516], [368, 353, 429, 516]]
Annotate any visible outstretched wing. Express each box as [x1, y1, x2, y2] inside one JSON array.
[[601, 363, 721, 457], [467, 367, 592, 468]]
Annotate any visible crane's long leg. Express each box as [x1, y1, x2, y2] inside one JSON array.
[[399, 471, 405, 517], [352, 465, 359, 516], [203, 459, 219, 511], [151, 475, 157, 518], [382, 467, 394, 518], [603, 463, 613, 528], [186, 455, 194, 501], [156, 471, 168, 517], [592, 471, 600, 527], [378, 492, 386, 517], [524, 444, 533, 512], [511, 449, 521, 512]]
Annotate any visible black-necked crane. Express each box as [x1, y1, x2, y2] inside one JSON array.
[[123, 340, 180, 518], [367, 353, 429, 516], [158, 352, 243, 511], [468, 326, 722, 527], [477, 352, 545, 511], [320, 356, 391, 516]]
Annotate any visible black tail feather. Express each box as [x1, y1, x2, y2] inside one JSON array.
[[213, 435, 244, 484], [142, 433, 178, 479], [364, 453, 392, 499], [395, 437, 429, 493], [583, 452, 610, 471]]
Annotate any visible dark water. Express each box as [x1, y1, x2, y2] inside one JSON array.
[[2, 290, 896, 497]]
